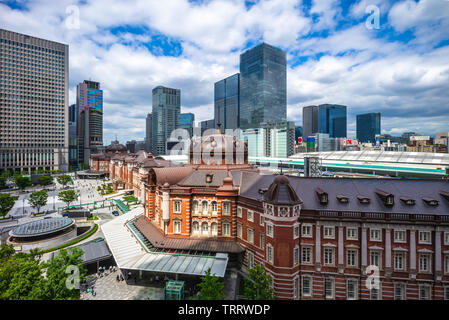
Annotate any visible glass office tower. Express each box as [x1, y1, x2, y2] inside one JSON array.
[[151, 86, 181, 155], [303, 104, 347, 138], [356, 112, 381, 143], [180, 113, 195, 137], [214, 73, 239, 130], [239, 43, 287, 129]]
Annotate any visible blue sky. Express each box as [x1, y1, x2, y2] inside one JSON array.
[[1, 0, 449, 144]]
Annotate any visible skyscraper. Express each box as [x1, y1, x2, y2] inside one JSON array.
[[145, 113, 152, 153], [151, 86, 180, 155], [302, 104, 347, 138], [214, 73, 240, 130], [239, 43, 287, 129], [356, 112, 381, 143], [68, 104, 78, 170], [77, 80, 103, 165], [180, 113, 195, 137], [0, 29, 69, 173]]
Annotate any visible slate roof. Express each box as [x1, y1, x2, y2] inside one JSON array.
[[239, 172, 449, 215]]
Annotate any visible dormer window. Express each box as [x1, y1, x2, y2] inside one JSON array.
[[258, 188, 268, 195], [337, 195, 349, 203], [400, 197, 415, 206], [205, 173, 213, 184], [357, 196, 370, 204], [375, 189, 394, 206], [422, 198, 439, 206], [439, 191, 449, 202], [316, 188, 328, 205]]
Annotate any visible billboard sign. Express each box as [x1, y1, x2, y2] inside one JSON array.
[[344, 139, 359, 146]]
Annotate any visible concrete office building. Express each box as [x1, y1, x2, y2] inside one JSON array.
[[151, 86, 180, 156], [200, 119, 215, 135], [0, 29, 69, 173], [303, 104, 347, 139], [76, 80, 103, 166], [214, 73, 240, 130], [239, 43, 287, 129]]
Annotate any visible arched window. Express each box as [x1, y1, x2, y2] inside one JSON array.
[[202, 201, 208, 215], [201, 222, 209, 235], [211, 201, 218, 214], [192, 221, 199, 234], [211, 222, 218, 236], [192, 200, 198, 214]]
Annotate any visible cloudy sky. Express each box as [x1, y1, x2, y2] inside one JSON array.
[[1, 0, 449, 144]]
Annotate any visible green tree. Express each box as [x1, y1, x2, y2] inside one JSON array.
[[14, 176, 32, 191], [243, 264, 275, 300], [42, 248, 86, 300], [0, 193, 16, 218], [28, 190, 48, 214], [37, 175, 54, 187], [57, 174, 72, 187], [0, 176, 6, 189], [58, 190, 78, 207], [0, 244, 15, 261], [196, 268, 226, 300]]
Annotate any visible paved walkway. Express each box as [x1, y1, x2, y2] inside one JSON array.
[[81, 270, 165, 300]]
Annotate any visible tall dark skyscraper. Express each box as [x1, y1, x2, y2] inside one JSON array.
[[180, 113, 195, 137], [214, 73, 239, 130], [68, 104, 78, 169], [303, 104, 347, 138], [239, 43, 286, 129], [152, 86, 180, 155], [145, 113, 152, 153], [357, 112, 381, 143]]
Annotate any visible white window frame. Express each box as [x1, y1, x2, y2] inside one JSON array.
[[370, 284, 381, 300], [324, 277, 334, 299], [259, 214, 264, 226], [445, 255, 449, 274], [173, 200, 181, 214], [192, 200, 199, 214], [294, 224, 300, 239], [222, 222, 231, 237], [324, 248, 335, 266], [419, 253, 431, 273], [294, 277, 300, 300], [266, 222, 274, 238], [247, 210, 254, 222], [347, 279, 358, 300], [444, 286, 449, 300], [267, 244, 274, 264], [394, 283, 406, 300], [302, 224, 313, 238], [347, 249, 358, 267], [201, 200, 208, 215], [211, 222, 218, 236], [346, 227, 358, 240], [444, 232, 449, 246], [201, 221, 209, 235], [173, 220, 181, 234], [247, 251, 254, 269], [394, 252, 406, 271], [323, 226, 335, 239], [260, 232, 265, 249], [302, 275, 312, 297], [247, 227, 254, 244], [419, 285, 431, 300], [222, 201, 231, 216], [192, 221, 199, 234], [211, 201, 218, 215], [237, 206, 242, 218], [370, 250, 382, 269], [302, 246, 312, 264], [418, 231, 431, 244], [294, 246, 299, 266], [237, 223, 242, 239], [370, 229, 382, 242], [394, 230, 406, 243]]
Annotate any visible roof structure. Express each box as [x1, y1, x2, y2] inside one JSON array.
[[10, 217, 75, 238]]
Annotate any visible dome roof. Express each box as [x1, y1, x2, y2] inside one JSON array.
[[105, 140, 127, 153], [263, 175, 302, 205]]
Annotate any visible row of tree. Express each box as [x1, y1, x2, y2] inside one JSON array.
[[0, 173, 73, 192], [0, 244, 85, 300]]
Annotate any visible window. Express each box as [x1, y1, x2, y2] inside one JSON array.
[[173, 200, 181, 213], [247, 210, 254, 222], [267, 244, 274, 264], [302, 247, 312, 264], [202, 201, 208, 215], [394, 283, 406, 300], [211, 201, 218, 215], [173, 220, 181, 234], [370, 229, 381, 241], [222, 202, 230, 215], [302, 224, 312, 237], [445, 255, 449, 274], [211, 222, 218, 236], [419, 285, 431, 300], [294, 247, 299, 265], [259, 214, 264, 226], [192, 221, 199, 234], [237, 207, 242, 218], [247, 228, 254, 244], [347, 249, 357, 267], [394, 252, 406, 271], [419, 254, 431, 272], [260, 232, 265, 249], [347, 228, 358, 240], [222, 222, 230, 236], [394, 230, 406, 243], [324, 248, 334, 266], [347, 279, 358, 300], [324, 226, 335, 239], [237, 223, 242, 239], [267, 223, 274, 238], [445, 232, 449, 246], [324, 278, 334, 299], [419, 231, 431, 244], [294, 277, 300, 300], [294, 225, 300, 239], [445, 287, 449, 300], [370, 285, 381, 300], [201, 222, 209, 236], [247, 251, 254, 269], [302, 276, 312, 297], [370, 251, 381, 268], [192, 200, 198, 214]]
